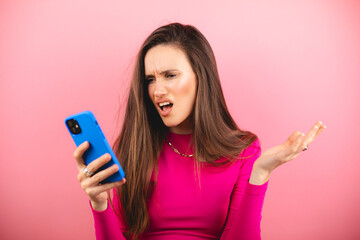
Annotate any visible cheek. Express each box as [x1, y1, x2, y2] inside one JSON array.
[[176, 72, 196, 93], [181, 76, 197, 98], [176, 76, 197, 107], [148, 85, 154, 100]]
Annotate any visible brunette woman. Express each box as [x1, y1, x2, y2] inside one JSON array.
[[73, 23, 326, 240]]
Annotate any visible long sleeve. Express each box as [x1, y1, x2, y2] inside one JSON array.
[[91, 196, 127, 240], [90, 135, 268, 240], [220, 139, 269, 240]]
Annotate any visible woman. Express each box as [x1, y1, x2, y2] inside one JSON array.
[[73, 23, 326, 239]]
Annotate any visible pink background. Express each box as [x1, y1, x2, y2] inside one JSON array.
[[1, 0, 359, 239]]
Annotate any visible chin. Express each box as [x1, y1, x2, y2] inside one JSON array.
[[161, 118, 181, 127], [162, 120, 180, 128], [162, 116, 192, 133]]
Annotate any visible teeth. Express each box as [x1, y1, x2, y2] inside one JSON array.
[[159, 102, 171, 107]]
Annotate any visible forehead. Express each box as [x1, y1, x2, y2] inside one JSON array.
[[144, 44, 190, 74]]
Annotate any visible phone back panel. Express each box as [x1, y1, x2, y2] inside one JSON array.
[[65, 111, 125, 183]]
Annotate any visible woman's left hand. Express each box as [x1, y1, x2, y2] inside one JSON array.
[[249, 121, 326, 185]]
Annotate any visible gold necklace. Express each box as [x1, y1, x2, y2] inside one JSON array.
[[166, 139, 194, 158]]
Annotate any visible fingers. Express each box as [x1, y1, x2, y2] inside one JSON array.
[[81, 163, 120, 188], [77, 153, 113, 182], [285, 121, 326, 154], [73, 141, 126, 203], [87, 178, 126, 198], [286, 131, 302, 145], [82, 168, 126, 198], [314, 124, 326, 138], [73, 141, 90, 171], [293, 132, 305, 152], [277, 120, 326, 165], [286, 131, 301, 145], [303, 121, 326, 148], [280, 131, 303, 162]]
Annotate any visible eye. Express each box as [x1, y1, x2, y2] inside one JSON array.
[[166, 73, 177, 79], [146, 77, 155, 84]]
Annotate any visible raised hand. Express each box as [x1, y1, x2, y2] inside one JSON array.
[[250, 121, 326, 185]]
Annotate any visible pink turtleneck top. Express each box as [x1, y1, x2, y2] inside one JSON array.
[[91, 132, 269, 239]]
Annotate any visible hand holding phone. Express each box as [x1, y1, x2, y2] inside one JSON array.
[[73, 141, 125, 211], [65, 111, 126, 211], [65, 111, 125, 183]]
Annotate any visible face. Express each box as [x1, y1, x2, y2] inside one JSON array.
[[145, 44, 197, 134]]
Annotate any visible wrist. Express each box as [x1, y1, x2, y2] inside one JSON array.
[[91, 200, 108, 212], [249, 164, 271, 185]]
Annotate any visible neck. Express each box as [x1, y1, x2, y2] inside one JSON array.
[[169, 116, 193, 134], [169, 128, 193, 135]]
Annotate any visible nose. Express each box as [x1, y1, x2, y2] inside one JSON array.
[[154, 80, 167, 98]]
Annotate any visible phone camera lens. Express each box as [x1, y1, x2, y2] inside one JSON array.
[[67, 119, 81, 134]]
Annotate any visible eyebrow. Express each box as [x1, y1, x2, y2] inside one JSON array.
[[145, 69, 179, 78]]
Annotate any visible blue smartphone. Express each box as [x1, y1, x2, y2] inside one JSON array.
[[65, 111, 125, 183]]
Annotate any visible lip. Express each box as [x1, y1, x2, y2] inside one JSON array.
[[155, 98, 173, 117], [155, 98, 173, 105]]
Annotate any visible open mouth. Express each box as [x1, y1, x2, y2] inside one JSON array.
[[159, 102, 173, 112]]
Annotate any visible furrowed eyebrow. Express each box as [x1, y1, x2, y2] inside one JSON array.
[[160, 69, 178, 74], [145, 74, 154, 79], [145, 69, 179, 78]]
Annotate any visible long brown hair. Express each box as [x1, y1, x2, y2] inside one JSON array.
[[112, 23, 258, 239]]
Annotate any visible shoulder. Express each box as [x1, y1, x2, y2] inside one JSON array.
[[239, 138, 261, 160]]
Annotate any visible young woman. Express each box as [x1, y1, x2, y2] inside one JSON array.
[[73, 23, 326, 240]]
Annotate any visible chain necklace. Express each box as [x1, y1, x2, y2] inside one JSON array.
[[166, 139, 194, 158]]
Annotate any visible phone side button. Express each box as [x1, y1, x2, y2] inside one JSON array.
[[98, 127, 105, 139]]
